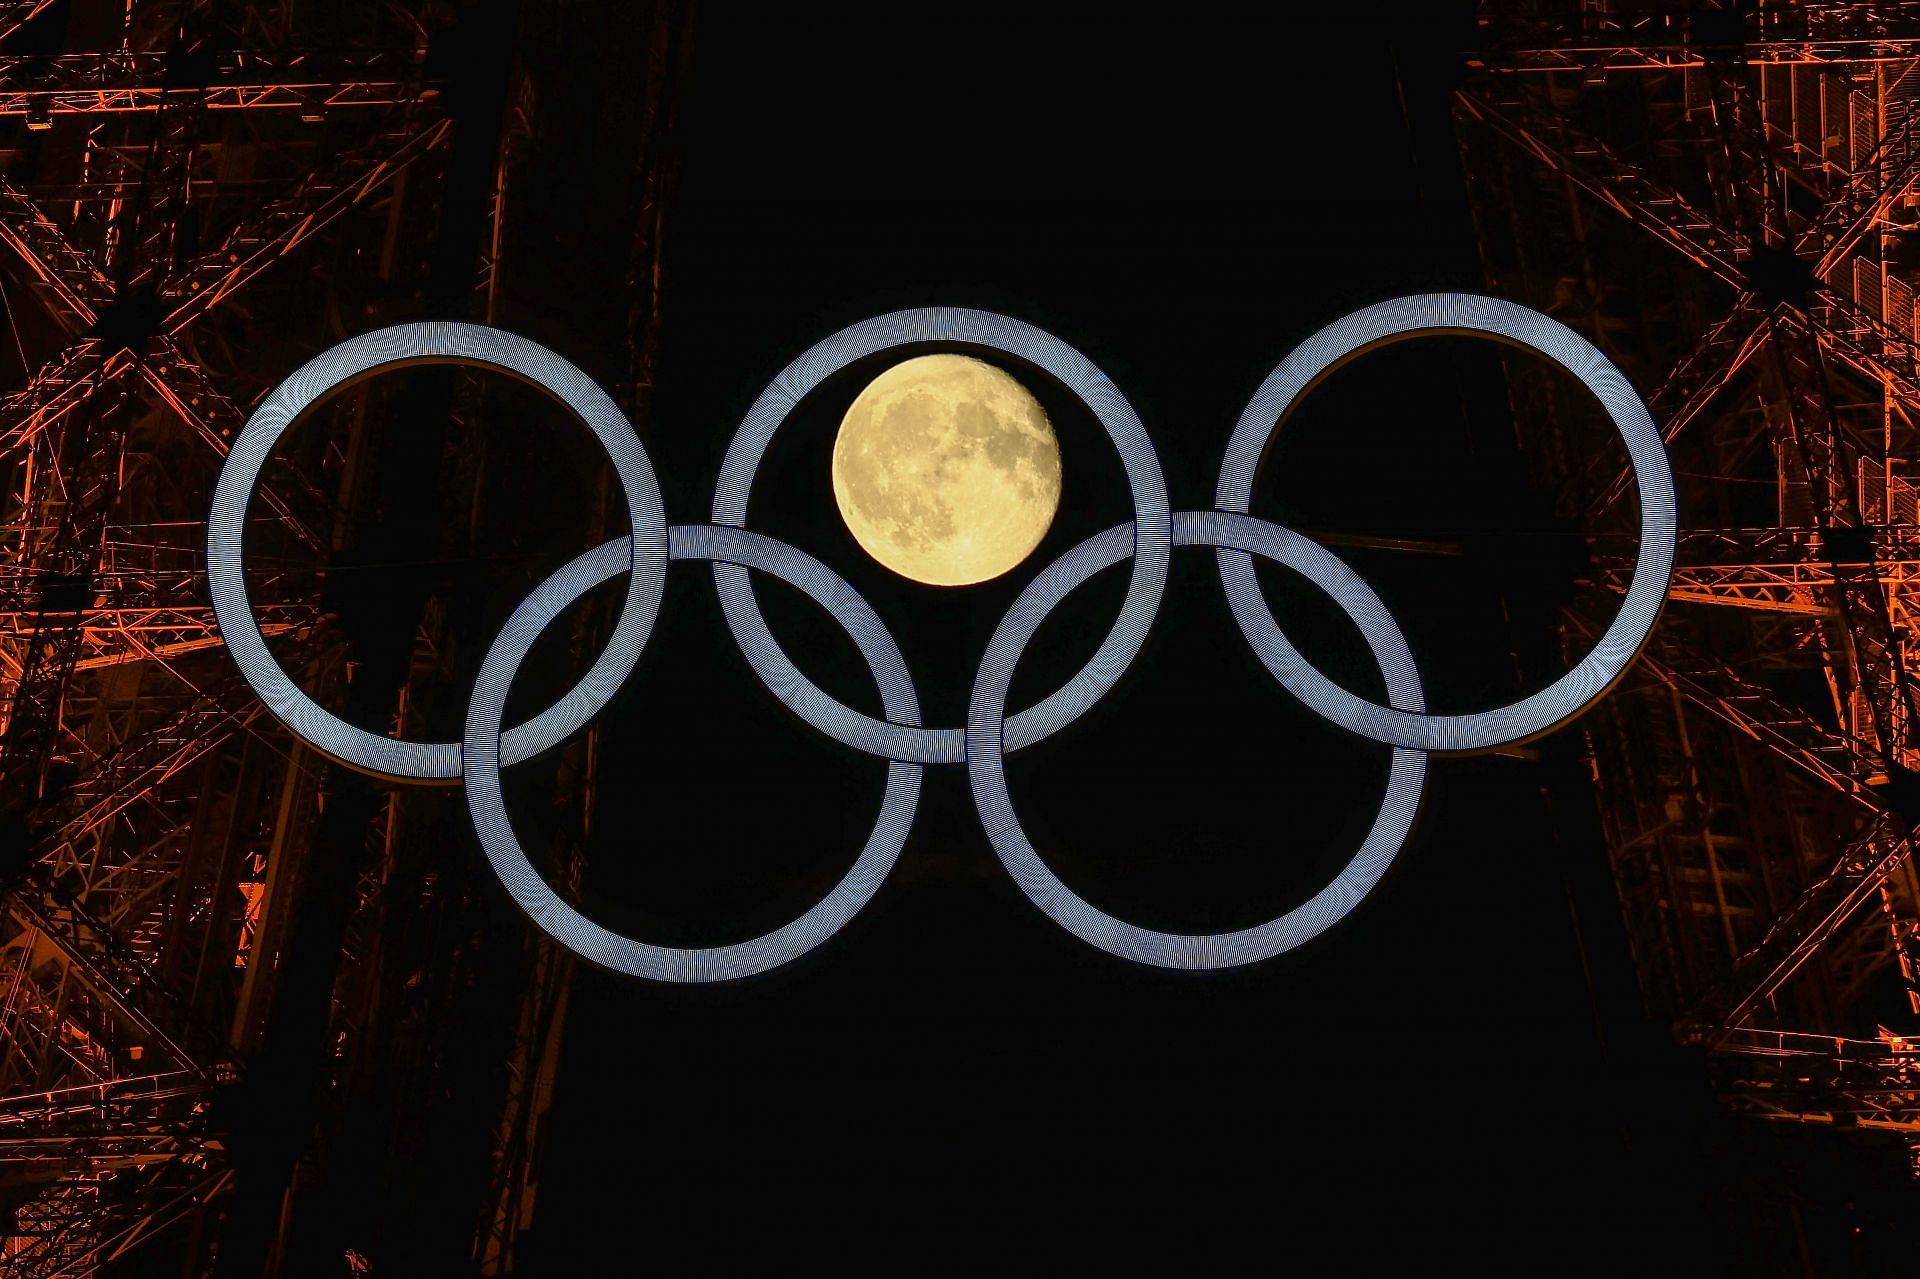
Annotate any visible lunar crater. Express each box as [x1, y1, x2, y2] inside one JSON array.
[[832, 353, 1062, 587]]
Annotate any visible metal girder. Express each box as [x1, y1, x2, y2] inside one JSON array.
[[0, 545, 317, 655], [1693, 59, 1920, 1037], [1630, 631, 1885, 809], [1576, 111, 1920, 514], [1, 1163, 230, 1278], [3, 878, 210, 1077], [1713, 1027, 1920, 1152], [0, 359, 146, 793], [0, 3, 54, 49], [0, 12, 452, 1272], [160, 112, 453, 325], [1455, 86, 1751, 288], [1757, 315, 1920, 775], [0, 48, 430, 116], [1583, 297, 1769, 517], [1469, 51, 1920, 761], [0, 341, 119, 467], [0, 687, 289, 1090], [1669, 524, 1920, 565], [1667, 564, 1863, 613], [33, 677, 259, 850], [1690, 819, 1919, 1044], [1598, 524, 1920, 615], [0, 177, 109, 325], [0, 1071, 207, 1155], [1805, 111, 1920, 275], [1800, 289, 1920, 407], [1463, 71, 1920, 491], [0, 110, 453, 564], [1483, 5, 1920, 70], [0, 110, 452, 342], [1465, 0, 1920, 1191], [0, 677, 265, 1074], [0, 74, 454, 780]]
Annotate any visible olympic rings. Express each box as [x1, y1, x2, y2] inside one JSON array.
[[208, 294, 1675, 980]]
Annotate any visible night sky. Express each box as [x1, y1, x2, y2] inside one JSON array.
[[503, 8, 1742, 1268]]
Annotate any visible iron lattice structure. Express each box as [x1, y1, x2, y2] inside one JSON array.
[[0, 0, 688, 1273], [1458, 0, 1920, 1169]]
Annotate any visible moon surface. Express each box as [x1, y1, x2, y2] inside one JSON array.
[[832, 354, 1062, 587]]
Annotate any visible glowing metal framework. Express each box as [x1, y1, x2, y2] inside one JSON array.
[[210, 298, 1677, 977], [0, 4, 473, 1269], [1459, 0, 1920, 1165]]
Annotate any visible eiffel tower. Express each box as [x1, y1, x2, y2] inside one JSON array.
[[1458, 0, 1920, 1174], [0, 1, 688, 1273]]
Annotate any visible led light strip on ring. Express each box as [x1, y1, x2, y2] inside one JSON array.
[[206, 296, 1676, 979]]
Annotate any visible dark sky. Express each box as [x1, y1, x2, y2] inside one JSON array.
[[517, 8, 1738, 1268]]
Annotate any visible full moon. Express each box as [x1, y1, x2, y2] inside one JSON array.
[[831, 354, 1062, 587]]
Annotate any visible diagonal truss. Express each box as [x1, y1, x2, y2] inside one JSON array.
[[0, 5, 458, 1272], [1463, 0, 1920, 1166]]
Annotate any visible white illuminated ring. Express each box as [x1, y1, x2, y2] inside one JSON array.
[[967, 511, 1428, 969], [463, 526, 923, 982], [1214, 293, 1676, 753], [710, 307, 1172, 766], [205, 322, 669, 781]]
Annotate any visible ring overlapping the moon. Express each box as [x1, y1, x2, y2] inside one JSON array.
[[710, 307, 1172, 767], [206, 296, 1678, 980]]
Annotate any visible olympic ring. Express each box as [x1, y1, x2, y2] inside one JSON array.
[[1216, 294, 1676, 752], [207, 294, 1675, 980], [711, 308, 1171, 766], [968, 510, 1428, 969], [206, 322, 669, 782], [464, 527, 923, 982]]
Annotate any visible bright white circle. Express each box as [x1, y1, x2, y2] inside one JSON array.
[[205, 322, 668, 781], [966, 510, 1428, 969], [463, 526, 923, 982], [1215, 293, 1675, 753]]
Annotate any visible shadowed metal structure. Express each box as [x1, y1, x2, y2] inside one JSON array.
[[1458, 0, 1920, 1172], [0, 0, 689, 1272]]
